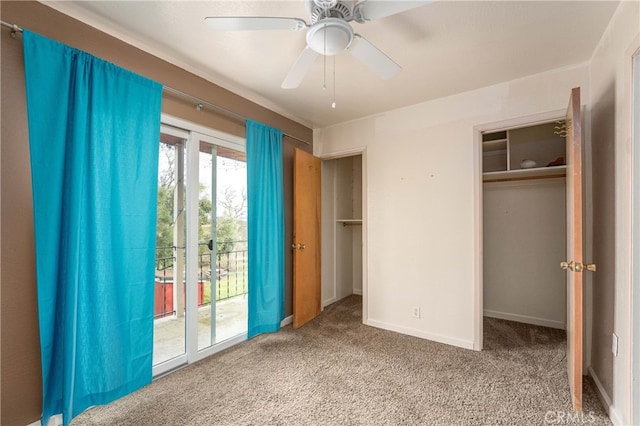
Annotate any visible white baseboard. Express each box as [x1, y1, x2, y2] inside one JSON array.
[[352, 288, 363, 296], [367, 319, 474, 350], [588, 366, 623, 425], [322, 297, 338, 308], [588, 366, 613, 412], [483, 309, 565, 330], [280, 315, 293, 327], [608, 407, 624, 426], [28, 414, 63, 426], [323, 292, 360, 309]]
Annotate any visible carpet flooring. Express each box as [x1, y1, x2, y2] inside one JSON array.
[[73, 295, 610, 425]]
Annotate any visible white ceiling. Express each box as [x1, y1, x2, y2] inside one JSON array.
[[42, 0, 619, 129]]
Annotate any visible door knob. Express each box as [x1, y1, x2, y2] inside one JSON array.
[[560, 260, 596, 272], [291, 243, 306, 250], [560, 260, 574, 271]]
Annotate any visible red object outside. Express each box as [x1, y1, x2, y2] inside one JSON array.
[[154, 280, 205, 318]]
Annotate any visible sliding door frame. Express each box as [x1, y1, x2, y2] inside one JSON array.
[[631, 47, 640, 426], [153, 114, 246, 377], [153, 124, 190, 377]]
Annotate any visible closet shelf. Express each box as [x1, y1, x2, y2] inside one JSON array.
[[483, 165, 566, 182], [336, 219, 362, 226], [482, 139, 508, 152]]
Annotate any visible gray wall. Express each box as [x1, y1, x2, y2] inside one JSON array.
[[587, 2, 639, 421], [589, 78, 616, 399]]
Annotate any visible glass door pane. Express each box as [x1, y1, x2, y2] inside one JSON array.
[[197, 142, 248, 351], [153, 130, 187, 368], [154, 122, 248, 375]]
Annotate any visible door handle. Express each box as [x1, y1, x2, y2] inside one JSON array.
[[291, 243, 306, 250], [560, 260, 596, 272], [560, 260, 574, 271]]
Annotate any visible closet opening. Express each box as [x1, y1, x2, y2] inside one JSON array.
[[321, 153, 365, 311], [481, 119, 568, 348]]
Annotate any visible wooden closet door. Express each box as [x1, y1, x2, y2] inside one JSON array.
[[292, 148, 321, 328], [563, 86, 589, 412]]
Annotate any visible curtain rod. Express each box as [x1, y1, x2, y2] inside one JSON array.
[[163, 86, 310, 146], [1, 19, 311, 146], [1, 19, 23, 36]]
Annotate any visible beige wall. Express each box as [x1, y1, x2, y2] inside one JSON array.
[[315, 6, 639, 420], [3, 0, 639, 425], [0, 2, 312, 425], [315, 64, 590, 349], [588, 2, 640, 424]]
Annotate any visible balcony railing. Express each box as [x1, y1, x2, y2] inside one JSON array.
[[154, 240, 248, 319]]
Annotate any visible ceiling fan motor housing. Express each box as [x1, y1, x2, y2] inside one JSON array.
[[313, 0, 338, 9], [308, 0, 353, 23], [306, 18, 354, 55]]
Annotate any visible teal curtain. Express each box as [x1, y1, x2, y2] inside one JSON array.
[[246, 119, 285, 338], [23, 30, 162, 425]]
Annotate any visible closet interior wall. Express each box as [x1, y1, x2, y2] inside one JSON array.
[[321, 155, 363, 307]]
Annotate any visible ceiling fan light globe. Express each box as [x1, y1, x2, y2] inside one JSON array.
[[306, 18, 353, 56]]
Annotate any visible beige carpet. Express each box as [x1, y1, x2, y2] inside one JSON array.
[[73, 295, 610, 425]]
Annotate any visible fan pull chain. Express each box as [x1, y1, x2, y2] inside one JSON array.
[[322, 21, 327, 90], [332, 55, 336, 108], [321, 4, 335, 108]]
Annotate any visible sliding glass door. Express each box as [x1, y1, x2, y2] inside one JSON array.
[[153, 120, 247, 376], [153, 127, 188, 370], [196, 137, 248, 351]]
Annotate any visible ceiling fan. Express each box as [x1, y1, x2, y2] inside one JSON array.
[[205, 0, 432, 89]]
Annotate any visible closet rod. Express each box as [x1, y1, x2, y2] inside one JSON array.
[[1, 19, 311, 146]]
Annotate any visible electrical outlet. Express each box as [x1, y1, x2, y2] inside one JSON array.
[[412, 306, 420, 319], [612, 333, 619, 357]]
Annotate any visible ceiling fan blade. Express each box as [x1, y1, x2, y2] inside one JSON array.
[[353, 1, 433, 23], [281, 47, 319, 89], [204, 16, 307, 31], [347, 34, 401, 80]]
